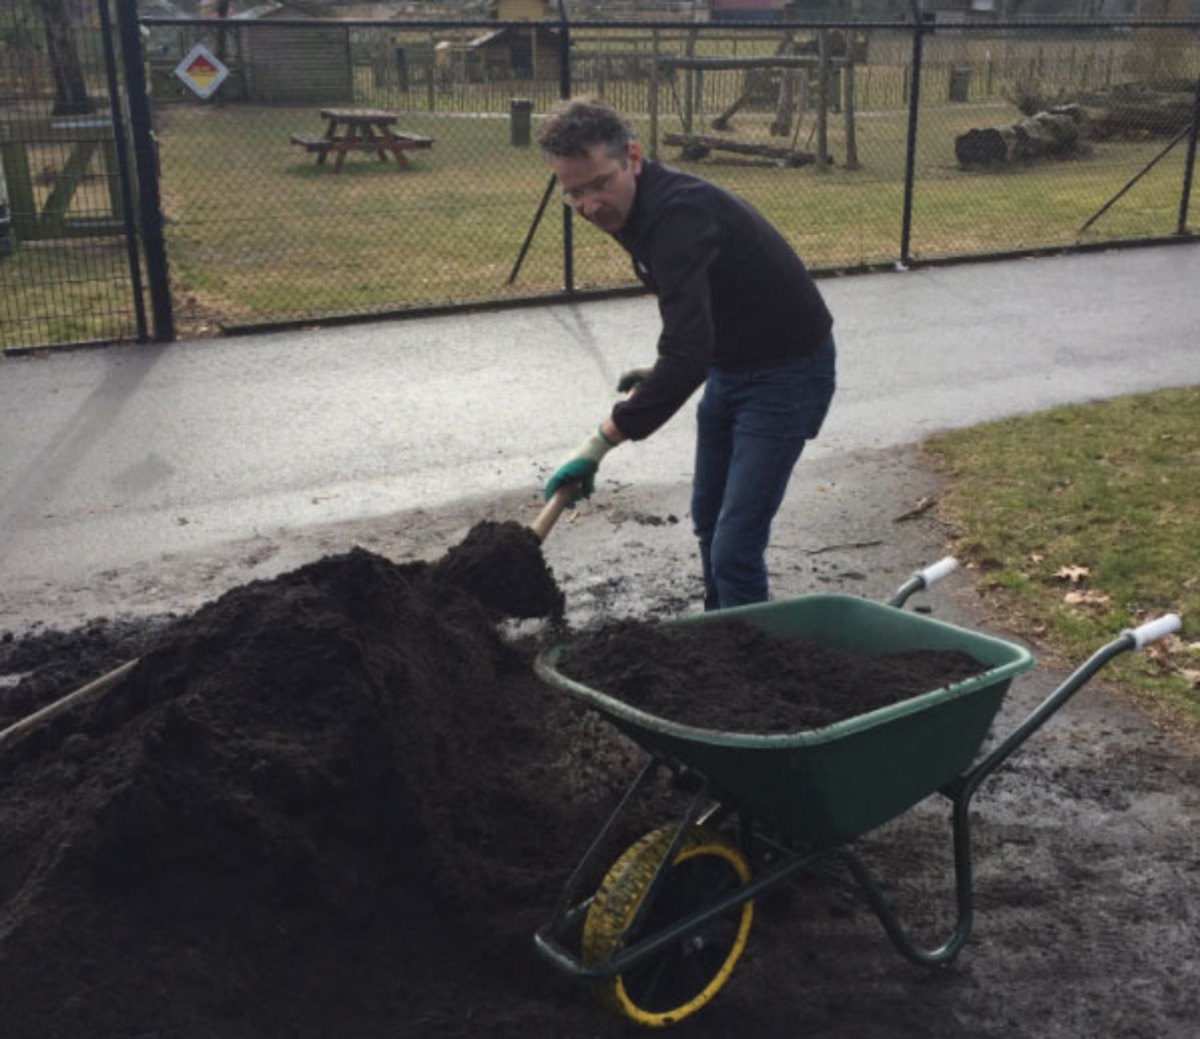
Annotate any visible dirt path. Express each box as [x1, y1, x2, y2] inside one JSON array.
[[1, 445, 1196, 1038]]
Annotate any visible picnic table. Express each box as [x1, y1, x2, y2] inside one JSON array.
[[290, 108, 433, 172]]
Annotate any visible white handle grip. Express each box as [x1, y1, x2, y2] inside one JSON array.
[[1127, 614, 1181, 649], [919, 557, 959, 587]]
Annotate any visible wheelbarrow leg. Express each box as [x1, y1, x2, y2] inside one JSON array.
[[841, 615, 1182, 968], [835, 789, 977, 968], [539, 757, 663, 944]]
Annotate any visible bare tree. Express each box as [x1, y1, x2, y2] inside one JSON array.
[[215, 0, 231, 64], [35, 0, 95, 115]]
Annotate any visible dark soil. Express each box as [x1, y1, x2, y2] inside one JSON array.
[[1, 523, 1198, 1039], [557, 618, 983, 732], [429, 520, 565, 620]]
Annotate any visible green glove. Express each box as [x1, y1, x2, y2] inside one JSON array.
[[616, 366, 654, 394], [545, 427, 615, 504]]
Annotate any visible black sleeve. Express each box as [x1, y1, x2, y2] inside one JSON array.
[[611, 208, 721, 441]]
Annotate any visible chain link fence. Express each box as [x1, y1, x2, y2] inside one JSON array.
[[2, 9, 1198, 352], [0, 0, 145, 351]]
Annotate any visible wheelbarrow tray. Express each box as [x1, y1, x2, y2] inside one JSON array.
[[536, 594, 1035, 847]]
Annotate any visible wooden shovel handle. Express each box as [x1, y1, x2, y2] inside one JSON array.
[[530, 482, 578, 542], [0, 658, 138, 749]]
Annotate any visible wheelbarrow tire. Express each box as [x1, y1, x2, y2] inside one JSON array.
[[582, 824, 754, 1027]]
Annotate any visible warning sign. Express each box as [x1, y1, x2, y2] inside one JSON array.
[[174, 43, 230, 100]]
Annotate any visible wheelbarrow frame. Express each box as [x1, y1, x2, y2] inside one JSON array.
[[533, 560, 1181, 987]]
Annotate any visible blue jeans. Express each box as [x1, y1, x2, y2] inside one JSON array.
[[692, 340, 836, 611]]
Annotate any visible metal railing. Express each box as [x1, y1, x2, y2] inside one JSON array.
[[1, 4, 1197, 352]]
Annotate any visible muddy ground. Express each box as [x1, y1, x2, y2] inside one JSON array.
[[1, 445, 1197, 1038]]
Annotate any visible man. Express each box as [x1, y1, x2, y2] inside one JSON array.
[[538, 97, 836, 611]]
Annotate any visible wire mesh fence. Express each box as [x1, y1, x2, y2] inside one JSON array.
[[2, 10, 1198, 352], [0, 0, 145, 352]]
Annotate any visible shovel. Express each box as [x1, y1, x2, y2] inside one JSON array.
[[529, 482, 578, 542]]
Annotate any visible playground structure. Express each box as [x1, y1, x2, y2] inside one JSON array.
[[0, 116, 126, 245], [646, 32, 860, 171]]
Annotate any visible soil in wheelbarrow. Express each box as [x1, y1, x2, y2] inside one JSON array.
[[555, 618, 985, 732], [2, 520, 1198, 1039]]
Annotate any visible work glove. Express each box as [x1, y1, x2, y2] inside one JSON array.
[[616, 366, 654, 394], [545, 426, 615, 505]]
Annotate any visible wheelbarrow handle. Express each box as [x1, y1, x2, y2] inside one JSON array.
[[919, 556, 959, 587], [888, 556, 959, 608], [1125, 613, 1181, 648], [960, 612, 1184, 800]]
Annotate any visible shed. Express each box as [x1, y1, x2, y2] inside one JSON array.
[[236, 2, 354, 105], [468, 24, 561, 81]]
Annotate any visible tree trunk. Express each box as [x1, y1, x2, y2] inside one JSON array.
[[216, 0, 232, 64], [1077, 85, 1194, 139], [663, 132, 815, 166], [38, 0, 95, 116], [955, 110, 1084, 167]]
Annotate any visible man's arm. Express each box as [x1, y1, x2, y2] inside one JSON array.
[[610, 207, 721, 441]]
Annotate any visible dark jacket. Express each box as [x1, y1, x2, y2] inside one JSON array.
[[610, 160, 833, 441]]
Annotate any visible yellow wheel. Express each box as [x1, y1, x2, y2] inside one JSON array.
[[582, 825, 754, 1027]]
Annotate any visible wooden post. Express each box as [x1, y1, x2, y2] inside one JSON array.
[[770, 41, 797, 137], [816, 30, 829, 170], [0, 135, 38, 240], [683, 29, 696, 137], [649, 29, 660, 160], [427, 32, 436, 112], [843, 57, 859, 169], [41, 141, 99, 236]]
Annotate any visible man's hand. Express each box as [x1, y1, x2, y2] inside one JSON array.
[[545, 427, 615, 505], [616, 366, 654, 394]]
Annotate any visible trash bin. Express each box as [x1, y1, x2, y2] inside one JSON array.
[[510, 97, 533, 148], [949, 65, 971, 103]]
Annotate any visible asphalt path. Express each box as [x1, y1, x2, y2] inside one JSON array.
[[2, 243, 1198, 629]]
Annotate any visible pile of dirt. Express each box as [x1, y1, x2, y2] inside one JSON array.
[[429, 520, 565, 620], [2, 521, 1198, 1039], [0, 531, 633, 1038], [556, 618, 984, 732]]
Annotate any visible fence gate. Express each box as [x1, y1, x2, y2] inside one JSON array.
[[0, 0, 149, 354]]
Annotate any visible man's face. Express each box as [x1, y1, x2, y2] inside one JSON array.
[[549, 140, 642, 234]]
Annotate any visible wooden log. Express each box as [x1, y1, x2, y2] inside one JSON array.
[[1078, 95, 1194, 139], [662, 132, 815, 167], [710, 94, 745, 132], [955, 110, 1085, 167]]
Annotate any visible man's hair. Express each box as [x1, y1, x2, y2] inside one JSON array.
[[536, 96, 634, 159]]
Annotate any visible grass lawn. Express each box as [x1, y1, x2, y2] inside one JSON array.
[[925, 386, 1200, 733], [2, 79, 1195, 348], [148, 98, 1193, 331]]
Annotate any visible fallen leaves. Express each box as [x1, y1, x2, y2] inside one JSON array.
[[894, 496, 936, 522], [1054, 564, 1091, 583]]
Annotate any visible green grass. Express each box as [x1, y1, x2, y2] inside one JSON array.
[[3, 35, 1198, 349], [925, 387, 1200, 730], [0, 241, 141, 349], [141, 97, 1196, 333]]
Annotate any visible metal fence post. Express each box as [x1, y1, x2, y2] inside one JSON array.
[[899, 6, 930, 268], [1177, 73, 1200, 235], [557, 3, 573, 294], [115, 0, 173, 341], [97, 0, 147, 342]]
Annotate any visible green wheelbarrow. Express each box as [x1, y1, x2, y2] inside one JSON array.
[[532, 558, 1182, 1028]]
